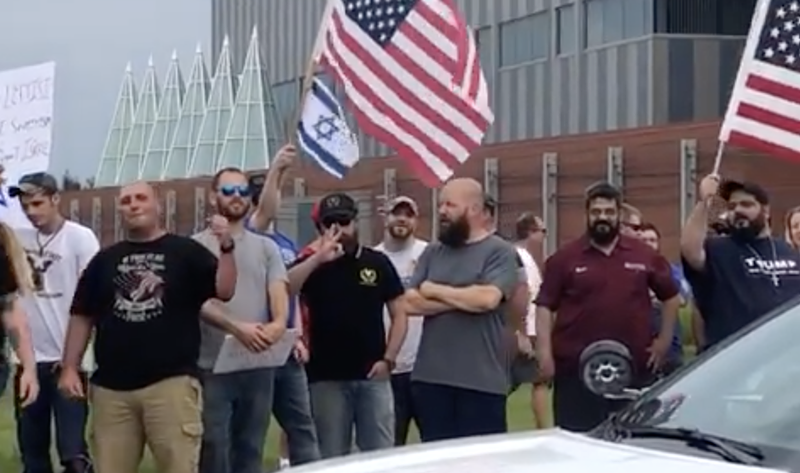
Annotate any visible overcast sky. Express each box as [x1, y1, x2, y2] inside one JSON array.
[[0, 0, 211, 182]]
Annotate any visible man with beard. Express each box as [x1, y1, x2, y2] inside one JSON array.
[[193, 168, 291, 473], [287, 192, 408, 458], [405, 178, 519, 442], [374, 196, 427, 446], [681, 176, 800, 351], [535, 182, 680, 432]]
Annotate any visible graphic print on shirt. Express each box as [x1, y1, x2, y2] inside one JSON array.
[[741, 255, 800, 279], [113, 253, 166, 322], [25, 249, 62, 297]]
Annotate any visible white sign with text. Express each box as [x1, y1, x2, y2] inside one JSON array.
[[0, 61, 55, 228], [213, 329, 299, 374]]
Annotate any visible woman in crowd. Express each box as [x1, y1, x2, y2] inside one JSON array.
[[784, 206, 800, 251]]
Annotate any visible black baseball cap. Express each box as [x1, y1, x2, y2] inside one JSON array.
[[318, 192, 358, 222], [9, 172, 59, 198], [719, 179, 770, 205]]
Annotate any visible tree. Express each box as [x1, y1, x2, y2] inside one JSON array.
[[61, 172, 81, 191], [83, 177, 95, 189]]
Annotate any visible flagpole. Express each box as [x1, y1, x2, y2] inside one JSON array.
[[712, 141, 726, 175], [288, 0, 335, 144]]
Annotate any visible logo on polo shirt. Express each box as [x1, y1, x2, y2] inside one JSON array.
[[359, 267, 377, 286]]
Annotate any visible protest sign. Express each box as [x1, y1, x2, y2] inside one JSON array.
[[0, 61, 56, 228], [213, 329, 299, 374]]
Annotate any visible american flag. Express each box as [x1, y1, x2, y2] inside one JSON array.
[[315, 0, 494, 186], [720, 0, 800, 161]]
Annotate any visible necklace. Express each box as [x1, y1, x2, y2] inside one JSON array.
[[745, 238, 780, 287], [35, 220, 65, 256]]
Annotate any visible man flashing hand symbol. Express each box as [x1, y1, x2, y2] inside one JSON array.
[[316, 225, 345, 262]]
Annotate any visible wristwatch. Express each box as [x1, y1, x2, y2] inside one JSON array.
[[220, 241, 235, 254]]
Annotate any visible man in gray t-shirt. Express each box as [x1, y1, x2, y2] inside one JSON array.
[[193, 167, 290, 473], [406, 178, 518, 442]]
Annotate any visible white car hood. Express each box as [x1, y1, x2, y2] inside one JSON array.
[[288, 429, 783, 473]]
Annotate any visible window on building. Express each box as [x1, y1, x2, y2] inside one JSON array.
[[556, 5, 576, 55], [475, 27, 492, 72], [499, 12, 550, 67], [585, 0, 649, 48]]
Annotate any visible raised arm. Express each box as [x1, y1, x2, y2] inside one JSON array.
[[681, 174, 719, 271], [249, 144, 296, 232]]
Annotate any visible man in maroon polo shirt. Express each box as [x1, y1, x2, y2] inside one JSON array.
[[534, 182, 680, 432]]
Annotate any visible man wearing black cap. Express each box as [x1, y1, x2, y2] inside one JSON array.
[[288, 192, 408, 459], [681, 174, 800, 350]]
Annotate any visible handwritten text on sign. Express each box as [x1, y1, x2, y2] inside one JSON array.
[[0, 62, 55, 228]]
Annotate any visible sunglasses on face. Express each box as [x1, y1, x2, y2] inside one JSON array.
[[622, 222, 642, 232], [322, 216, 353, 228], [219, 184, 251, 197]]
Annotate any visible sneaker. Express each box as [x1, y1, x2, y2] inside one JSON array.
[[278, 458, 291, 470]]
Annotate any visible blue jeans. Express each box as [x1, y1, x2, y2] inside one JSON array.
[[273, 358, 320, 465], [200, 368, 275, 473], [308, 379, 394, 459], [15, 362, 91, 473]]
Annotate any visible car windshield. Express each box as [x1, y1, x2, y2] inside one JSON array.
[[619, 296, 800, 450]]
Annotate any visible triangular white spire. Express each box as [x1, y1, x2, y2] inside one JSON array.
[[116, 59, 160, 184], [95, 63, 138, 186], [140, 52, 186, 180]]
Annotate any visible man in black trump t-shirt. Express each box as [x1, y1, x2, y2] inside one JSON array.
[[681, 176, 800, 350], [59, 181, 243, 473]]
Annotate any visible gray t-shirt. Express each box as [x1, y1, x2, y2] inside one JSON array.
[[410, 235, 519, 394], [193, 229, 288, 369]]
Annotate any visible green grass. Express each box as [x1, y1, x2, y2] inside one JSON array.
[[0, 386, 539, 472]]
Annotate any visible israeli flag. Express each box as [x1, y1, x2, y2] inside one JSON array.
[[296, 78, 360, 179]]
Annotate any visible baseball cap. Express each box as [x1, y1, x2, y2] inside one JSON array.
[[8, 172, 59, 198], [386, 195, 418, 215], [318, 192, 358, 222], [719, 179, 770, 205]]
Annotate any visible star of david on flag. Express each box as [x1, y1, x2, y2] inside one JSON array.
[[297, 78, 360, 179]]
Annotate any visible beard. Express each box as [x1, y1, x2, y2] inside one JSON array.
[[388, 224, 412, 240], [438, 213, 470, 247], [339, 231, 360, 255], [219, 200, 250, 222], [729, 212, 766, 242], [587, 219, 620, 245]]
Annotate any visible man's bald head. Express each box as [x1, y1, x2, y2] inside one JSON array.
[[118, 181, 161, 233], [437, 178, 487, 246]]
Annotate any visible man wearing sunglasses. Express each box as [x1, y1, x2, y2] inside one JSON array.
[[193, 168, 291, 473], [288, 192, 408, 459], [620, 203, 643, 237]]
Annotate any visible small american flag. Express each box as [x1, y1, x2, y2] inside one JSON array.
[[720, 0, 800, 161], [315, 0, 494, 186]]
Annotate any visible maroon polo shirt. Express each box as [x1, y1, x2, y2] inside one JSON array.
[[535, 235, 678, 373]]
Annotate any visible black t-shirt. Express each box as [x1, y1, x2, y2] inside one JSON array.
[[297, 246, 404, 382], [683, 236, 800, 349], [0, 240, 19, 365], [71, 234, 217, 390]]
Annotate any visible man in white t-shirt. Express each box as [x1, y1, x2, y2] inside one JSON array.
[[508, 212, 550, 429], [10, 173, 99, 473], [375, 196, 427, 446]]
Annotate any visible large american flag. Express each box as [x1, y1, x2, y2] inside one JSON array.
[[315, 0, 493, 186], [720, 0, 800, 161]]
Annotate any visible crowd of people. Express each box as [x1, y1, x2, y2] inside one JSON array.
[[0, 145, 798, 473]]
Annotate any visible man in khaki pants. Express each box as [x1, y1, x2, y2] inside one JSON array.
[[58, 181, 249, 473]]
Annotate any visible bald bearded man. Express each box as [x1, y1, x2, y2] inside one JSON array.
[[406, 178, 519, 442]]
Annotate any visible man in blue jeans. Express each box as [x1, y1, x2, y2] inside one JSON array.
[[246, 157, 321, 469], [288, 193, 408, 458]]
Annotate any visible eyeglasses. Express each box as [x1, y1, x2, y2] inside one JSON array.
[[322, 215, 353, 228], [219, 184, 251, 197]]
